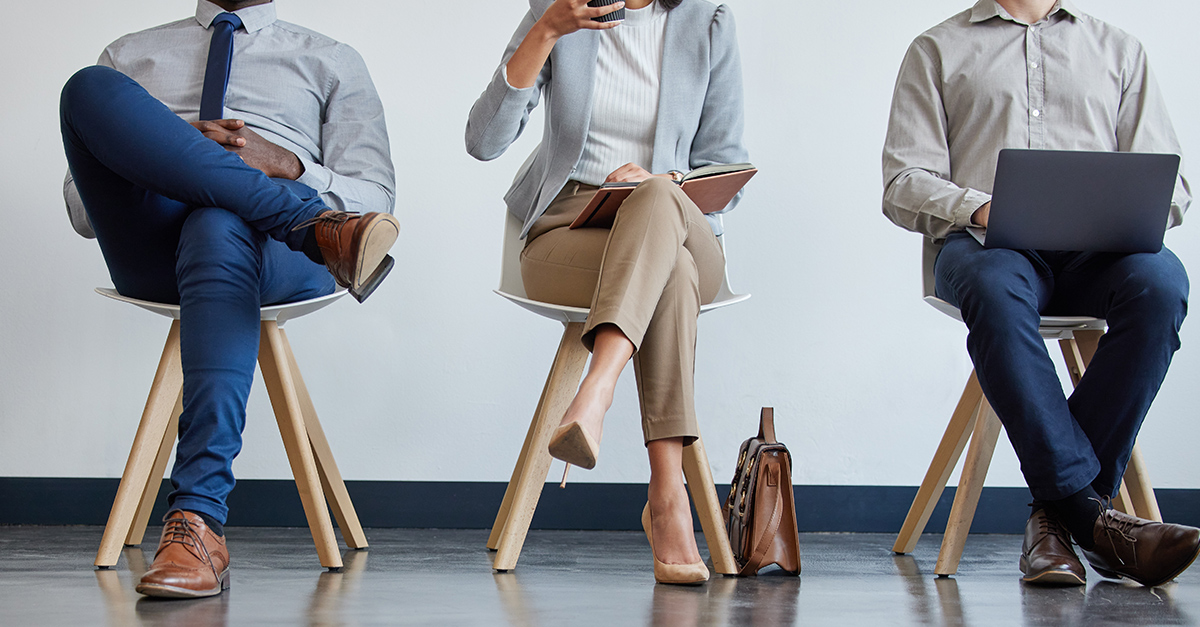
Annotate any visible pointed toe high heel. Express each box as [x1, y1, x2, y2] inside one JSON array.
[[548, 422, 600, 470], [641, 503, 709, 585]]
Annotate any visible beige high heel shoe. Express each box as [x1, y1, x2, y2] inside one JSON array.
[[641, 503, 709, 585], [548, 422, 600, 470]]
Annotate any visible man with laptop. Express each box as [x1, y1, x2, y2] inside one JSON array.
[[882, 0, 1196, 586]]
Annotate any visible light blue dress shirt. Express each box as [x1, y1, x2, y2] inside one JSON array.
[[65, 0, 395, 238]]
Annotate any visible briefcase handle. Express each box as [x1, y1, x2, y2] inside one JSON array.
[[758, 407, 777, 444]]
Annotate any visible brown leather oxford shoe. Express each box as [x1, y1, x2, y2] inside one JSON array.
[[303, 210, 400, 303], [135, 510, 230, 599], [1020, 507, 1086, 586], [1081, 507, 1200, 587]]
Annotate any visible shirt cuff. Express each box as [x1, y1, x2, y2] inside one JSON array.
[[296, 157, 332, 194], [499, 64, 539, 96], [954, 189, 993, 228]]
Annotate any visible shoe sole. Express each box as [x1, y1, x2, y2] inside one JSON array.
[[136, 570, 230, 598], [350, 254, 394, 303], [548, 423, 599, 470], [350, 214, 400, 301], [1019, 556, 1086, 586], [1092, 541, 1200, 587]]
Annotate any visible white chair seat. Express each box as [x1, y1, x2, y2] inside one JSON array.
[[95, 287, 347, 324], [494, 212, 750, 324], [919, 240, 1106, 337]]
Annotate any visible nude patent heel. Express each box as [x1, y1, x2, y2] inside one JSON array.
[[641, 502, 709, 585]]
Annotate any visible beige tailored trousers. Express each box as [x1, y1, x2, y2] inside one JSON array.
[[521, 177, 725, 443]]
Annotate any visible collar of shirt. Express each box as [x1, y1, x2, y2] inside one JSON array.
[[194, 0, 277, 33], [969, 0, 1080, 25]]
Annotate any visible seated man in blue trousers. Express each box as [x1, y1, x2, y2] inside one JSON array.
[[60, 0, 397, 598], [883, 0, 1198, 586]]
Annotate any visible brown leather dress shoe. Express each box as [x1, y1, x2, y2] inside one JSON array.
[[302, 210, 400, 303], [1081, 507, 1200, 587], [1020, 507, 1086, 586], [135, 510, 230, 599]]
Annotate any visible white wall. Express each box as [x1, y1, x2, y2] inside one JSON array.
[[1, 1, 1197, 492]]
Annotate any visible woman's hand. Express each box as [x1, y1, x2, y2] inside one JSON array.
[[506, 1, 624, 89], [605, 163, 664, 184], [538, 0, 625, 39]]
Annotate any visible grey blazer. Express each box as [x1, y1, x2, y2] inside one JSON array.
[[465, 0, 748, 238]]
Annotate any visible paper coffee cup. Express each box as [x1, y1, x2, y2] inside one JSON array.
[[588, 0, 625, 22]]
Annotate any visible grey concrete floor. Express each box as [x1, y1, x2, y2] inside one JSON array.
[[0, 527, 1197, 626]]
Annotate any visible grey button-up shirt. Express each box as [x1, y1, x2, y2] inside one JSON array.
[[882, 0, 1190, 241], [65, 0, 395, 238]]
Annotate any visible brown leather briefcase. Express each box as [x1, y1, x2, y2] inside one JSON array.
[[723, 407, 802, 576]]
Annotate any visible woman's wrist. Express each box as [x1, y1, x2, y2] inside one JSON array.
[[506, 21, 561, 89], [531, 16, 566, 43]]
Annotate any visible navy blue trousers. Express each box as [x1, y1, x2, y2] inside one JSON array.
[[935, 232, 1188, 501], [61, 66, 335, 523]]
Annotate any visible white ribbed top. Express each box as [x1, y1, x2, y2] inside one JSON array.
[[572, 2, 667, 185]]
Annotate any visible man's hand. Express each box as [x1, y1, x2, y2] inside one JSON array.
[[605, 163, 665, 184], [971, 201, 991, 228], [190, 119, 304, 180]]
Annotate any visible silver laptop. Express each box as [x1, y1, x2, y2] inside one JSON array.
[[973, 149, 1179, 253]]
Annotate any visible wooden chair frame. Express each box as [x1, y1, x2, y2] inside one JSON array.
[[94, 290, 367, 570], [485, 321, 738, 573]]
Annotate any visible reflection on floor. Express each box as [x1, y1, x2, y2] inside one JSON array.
[[0, 527, 1196, 626]]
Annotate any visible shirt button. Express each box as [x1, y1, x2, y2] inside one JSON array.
[[1032, 109, 1042, 118], [1030, 62, 1039, 69]]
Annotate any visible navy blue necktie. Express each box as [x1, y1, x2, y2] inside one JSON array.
[[199, 12, 243, 120]]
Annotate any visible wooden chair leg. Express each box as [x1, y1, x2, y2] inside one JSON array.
[[1112, 480, 1136, 517], [935, 399, 1001, 576], [125, 390, 182, 546], [279, 328, 369, 550], [259, 321, 342, 569], [492, 322, 589, 571], [1120, 444, 1162, 522], [96, 321, 185, 568], [1059, 337, 1089, 387], [681, 434, 738, 575], [487, 348, 561, 551], [893, 371, 985, 554]]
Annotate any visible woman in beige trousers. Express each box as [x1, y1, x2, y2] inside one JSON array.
[[466, 0, 747, 584]]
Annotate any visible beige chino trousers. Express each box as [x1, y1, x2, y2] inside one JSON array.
[[521, 177, 725, 443]]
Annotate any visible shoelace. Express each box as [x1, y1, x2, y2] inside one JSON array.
[[291, 210, 358, 232], [156, 515, 220, 579], [1040, 512, 1071, 544], [1093, 498, 1141, 567], [1029, 509, 1072, 551]]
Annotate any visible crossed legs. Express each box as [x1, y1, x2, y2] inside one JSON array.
[[61, 65, 335, 523], [521, 177, 724, 570], [935, 232, 1196, 586], [934, 233, 1187, 502]]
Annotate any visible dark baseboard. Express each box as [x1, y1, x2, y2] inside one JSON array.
[[2, 478, 1197, 533]]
